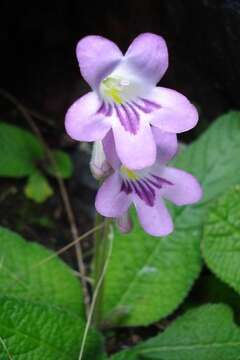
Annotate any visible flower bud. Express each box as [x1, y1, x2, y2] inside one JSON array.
[[90, 141, 111, 180], [116, 212, 132, 233]]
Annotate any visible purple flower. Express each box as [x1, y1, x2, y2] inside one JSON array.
[[95, 137, 202, 237], [65, 33, 198, 170]]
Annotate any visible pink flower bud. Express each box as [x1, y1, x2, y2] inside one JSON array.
[[90, 141, 111, 180], [116, 212, 132, 234]]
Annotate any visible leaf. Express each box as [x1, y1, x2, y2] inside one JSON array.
[[24, 170, 54, 203], [0, 296, 103, 360], [202, 185, 240, 296], [0, 226, 84, 315], [0, 122, 44, 177], [101, 112, 240, 326], [46, 150, 73, 179], [111, 304, 240, 360]]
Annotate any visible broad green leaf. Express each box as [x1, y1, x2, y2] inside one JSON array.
[[46, 150, 73, 179], [111, 304, 240, 360], [101, 112, 240, 326], [0, 296, 103, 360], [24, 170, 54, 203], [202, 185, 240, 295], [0, 122, 44, 177], [0, 227, 84, 315]]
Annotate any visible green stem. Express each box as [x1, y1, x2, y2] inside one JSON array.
[[92, 212, 110, 328]]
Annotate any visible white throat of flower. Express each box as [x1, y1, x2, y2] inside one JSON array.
[[97, 69, 159, 135], [99, 72, 146, 105]]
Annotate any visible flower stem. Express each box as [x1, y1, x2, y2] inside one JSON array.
[[92, 212, 111, 328]]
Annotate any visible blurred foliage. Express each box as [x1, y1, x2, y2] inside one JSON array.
[[0, 122, 73, 203]]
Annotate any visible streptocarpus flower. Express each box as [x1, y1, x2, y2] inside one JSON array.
[[65, 33, 198, 170], [95, 140, 202, 236]]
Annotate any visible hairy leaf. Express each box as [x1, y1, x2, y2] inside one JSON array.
[[111, 304, 240, 360], [202, 185, 240, 295], [101, 112, 240, 326], [0, 227, 84, 315], [0, 297, 102, 360]]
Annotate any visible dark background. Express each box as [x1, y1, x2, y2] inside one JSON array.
[[1, 0, 240, 129]]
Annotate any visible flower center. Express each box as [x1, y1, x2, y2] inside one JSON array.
[[100, 76, 134, 104], [120, 166, 139, 180]]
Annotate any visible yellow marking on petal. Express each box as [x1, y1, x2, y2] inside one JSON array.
[[102, 77, 123, 104], [120, 166, 139, 180], [105, 88, 122, 104]]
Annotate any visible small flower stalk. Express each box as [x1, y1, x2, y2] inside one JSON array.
[[65, 32, 202, 237]]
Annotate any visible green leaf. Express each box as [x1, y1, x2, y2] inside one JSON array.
[[0, 122, 44, 177], [24, 170, 54, 203], [0, 296, 102, 360], [111, 304, 240, 360], [101, 112, 240, 326], [202, 185, 240, 296], [46, 150, 73, 179], [0, 226, 84, 315]]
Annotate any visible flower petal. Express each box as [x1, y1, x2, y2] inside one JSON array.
[[135, 197, 173, 237], [65, 92, 111, 141], [152, 127, 178, 164], [76, 36, 123, 89], [95, 172, 131, 217], [149, 87, 198, 133], [102, 130, 121, 169], [112, 116, 156, 170], [159, 167, 203, 205], [125, 33, 168, 85]]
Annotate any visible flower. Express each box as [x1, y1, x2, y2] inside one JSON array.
[[95, 138, 202, 236], [65, 33, 198, 170]]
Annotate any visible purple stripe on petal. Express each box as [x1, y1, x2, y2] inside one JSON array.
[[137, 181, 155, 206], [141, 179, 156, 196], [122, 104, 139, 134], [140, 98, 161, 110], [115, 104, 139, 134], [148, 178, 163, 189], [106, 103, 113, 116], [96, 102, 113, 116], [131, 101, 153, 114], [133, 181, 155, 207], [121, 180, 132, 195], [131, 181, 142, 199], [120, 180, 127, 193], [132, 98, 161, 114], [96, 102, 107, 115], [151, 174, 174, 186], [115, 105, 128, 131]]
